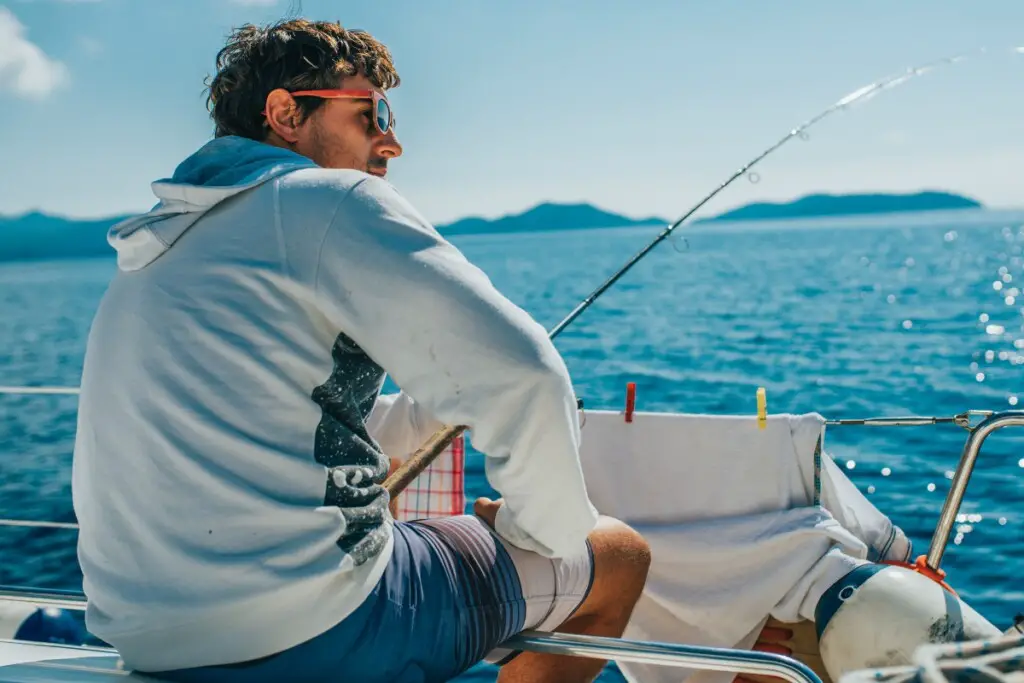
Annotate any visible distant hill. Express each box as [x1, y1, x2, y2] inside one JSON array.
[[435, 202, 667, 235], [0, 212, 126, 261], [696, 191, 982, 223]]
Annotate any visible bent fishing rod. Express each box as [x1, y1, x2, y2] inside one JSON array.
[[384, 47, 1017, 499]]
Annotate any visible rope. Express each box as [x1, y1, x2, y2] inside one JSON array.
[[812, 435, 822, 507], [0, 518, 78, 530], [0, 386, 80, 395]]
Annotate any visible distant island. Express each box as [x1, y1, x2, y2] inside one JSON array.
[[0, 212, 131, 262], [694, 191, 982, 224], [0, 191, 985, 263], [436, 202, 666, 235]]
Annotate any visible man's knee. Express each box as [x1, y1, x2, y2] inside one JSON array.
[[588, 516, 651, 592], [562, 516, 649, 629]]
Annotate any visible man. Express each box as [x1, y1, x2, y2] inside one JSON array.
[[72, 17, 650, 683]]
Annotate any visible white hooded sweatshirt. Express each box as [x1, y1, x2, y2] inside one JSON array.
[[72, 136, 598, 672]]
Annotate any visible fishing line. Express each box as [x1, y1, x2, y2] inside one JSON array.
[[668, 48, 1022, 258]]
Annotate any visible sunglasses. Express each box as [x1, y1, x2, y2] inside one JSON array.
[[288, 89, 394, 135]]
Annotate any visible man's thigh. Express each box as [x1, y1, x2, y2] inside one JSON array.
[[388, 515, 595, 672]]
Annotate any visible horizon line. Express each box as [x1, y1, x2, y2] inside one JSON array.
[[0, 187, 1011, 225]]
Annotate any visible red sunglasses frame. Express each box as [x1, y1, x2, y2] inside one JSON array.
[[287, 89, 394, 135]]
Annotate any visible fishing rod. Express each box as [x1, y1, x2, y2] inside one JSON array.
[[383, 48, 1014, 498], [389, 61, 992, 497]]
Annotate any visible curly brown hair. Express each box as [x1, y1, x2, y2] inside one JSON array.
[[205, 19, 400, 140]]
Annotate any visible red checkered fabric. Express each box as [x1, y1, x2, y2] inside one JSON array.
[[394, 434, 466, 521]]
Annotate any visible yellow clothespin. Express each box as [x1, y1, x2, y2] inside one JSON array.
[[756, 387, 767, 429]]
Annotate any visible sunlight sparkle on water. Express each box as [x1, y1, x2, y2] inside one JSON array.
[[956, 514, 983, 523], [881, 467, 891, 476], [927, 483, 936, 492]]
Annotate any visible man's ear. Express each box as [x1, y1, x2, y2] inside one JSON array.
[[264, 88, 302, 143]]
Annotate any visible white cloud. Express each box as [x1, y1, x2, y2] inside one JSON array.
[[0, 7, 69, 99]]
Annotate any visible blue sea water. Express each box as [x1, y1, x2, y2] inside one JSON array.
[[1, 208, 1023, 681]]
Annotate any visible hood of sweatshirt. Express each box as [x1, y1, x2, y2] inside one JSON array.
[[108, 135, 317, 271]]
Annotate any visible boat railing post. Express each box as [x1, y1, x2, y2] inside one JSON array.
[[925, 410, 1024, 571]]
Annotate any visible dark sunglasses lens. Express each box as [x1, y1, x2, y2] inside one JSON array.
[[376, 99, 391, 133]]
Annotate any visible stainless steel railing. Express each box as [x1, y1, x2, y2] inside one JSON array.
[[506, 630, 822, 683], [924, 410, 1024, 570]]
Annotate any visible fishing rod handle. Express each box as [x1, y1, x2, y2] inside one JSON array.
[[383, 423, 467, 498]]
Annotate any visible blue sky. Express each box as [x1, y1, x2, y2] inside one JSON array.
[[1, 0, 1022, 224]]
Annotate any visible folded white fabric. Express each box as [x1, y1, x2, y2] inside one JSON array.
[[577, 410, 912, 683]]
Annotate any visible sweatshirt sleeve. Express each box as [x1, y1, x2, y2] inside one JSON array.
[[312, 176, 598, 557]]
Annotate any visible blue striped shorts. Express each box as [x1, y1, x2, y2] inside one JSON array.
[[148, 515, 595, 683]]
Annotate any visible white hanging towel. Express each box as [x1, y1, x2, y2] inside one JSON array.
[[577, 409, 912, 683]]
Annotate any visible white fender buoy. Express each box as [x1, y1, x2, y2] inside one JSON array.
[[814, 563, 1002, 679]]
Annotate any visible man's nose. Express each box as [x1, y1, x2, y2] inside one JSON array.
[[377, 129, 402, 158]]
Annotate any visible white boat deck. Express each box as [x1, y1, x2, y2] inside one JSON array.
[[0, 631, 829, 683], [0, 640, 134, 682]]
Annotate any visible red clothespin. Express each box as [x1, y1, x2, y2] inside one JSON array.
[[624, 382, 636, 423]]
